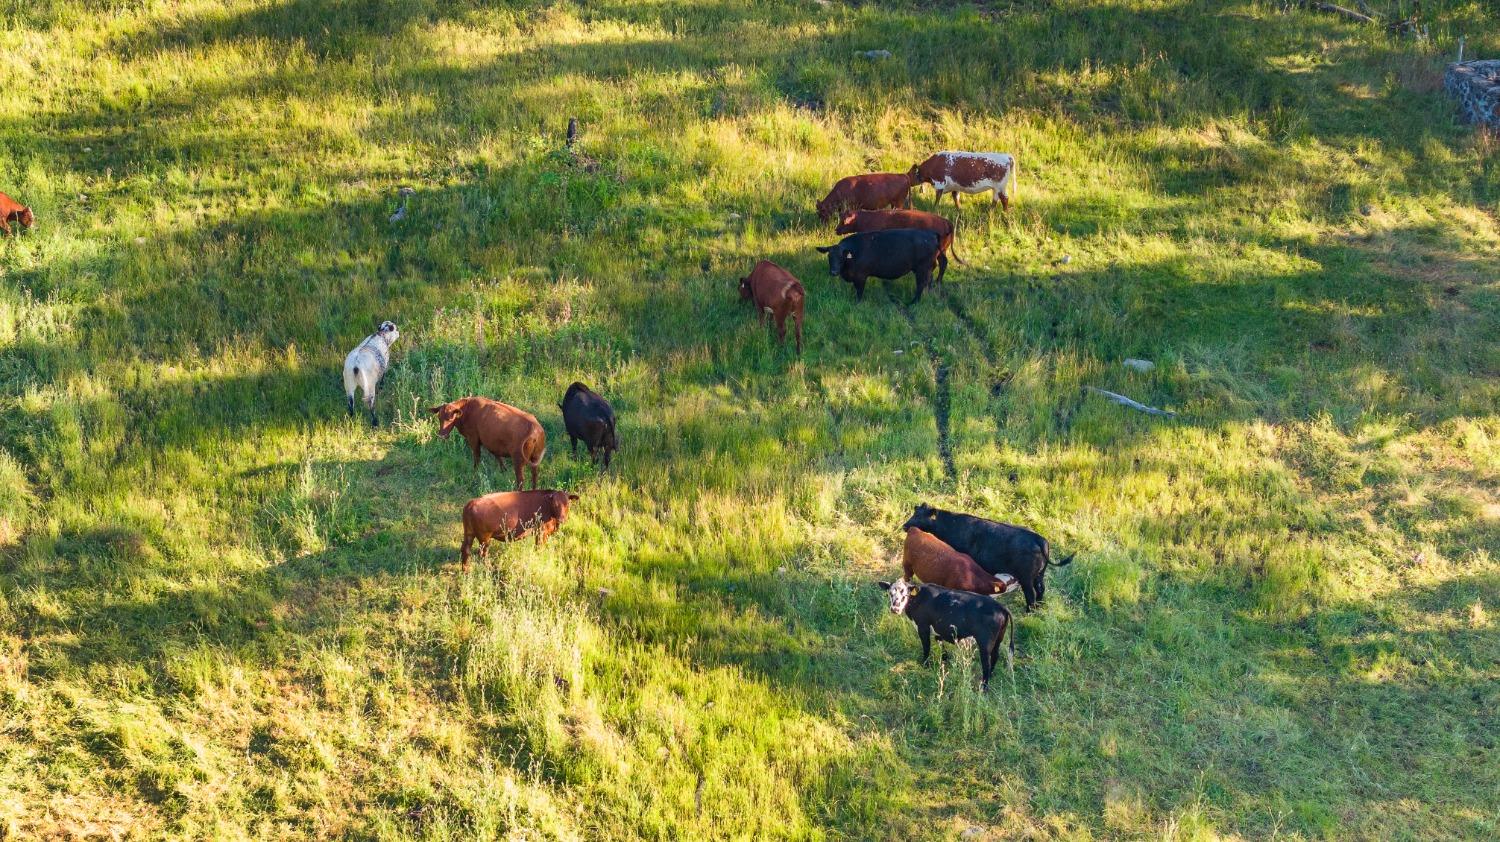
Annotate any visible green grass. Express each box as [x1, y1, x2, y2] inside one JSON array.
[[1, 0, 1497, 837]]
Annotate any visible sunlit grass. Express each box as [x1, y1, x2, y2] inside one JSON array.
[[0, 0, 1496, 838]]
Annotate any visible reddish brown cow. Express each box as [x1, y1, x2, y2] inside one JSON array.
[[460, 489, 578, 569], [738, 260, 805, 354], [815, 173, 911, 222], [836, 209, 965, 267], [0, 192, 34, 236], [908, 152, 1016, 210], [900, 527, 1019, 596], [429, 397, 547, 490]]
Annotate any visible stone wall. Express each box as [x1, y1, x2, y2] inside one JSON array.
[[1445, 60, 1500, 127]]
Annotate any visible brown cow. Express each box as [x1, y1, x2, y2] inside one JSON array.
[[900, 527, 1019, 596], [0, 192, 34, 236], [908, 152, 1016, 210], [738, 260, 805, 354], [429, 397, 547, 490], [815, 173, 911, 222], [836, 209, 965, 268], [460, 489, 578, 569]]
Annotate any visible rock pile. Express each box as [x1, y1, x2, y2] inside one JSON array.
[[1445, 60, 1500, 127]]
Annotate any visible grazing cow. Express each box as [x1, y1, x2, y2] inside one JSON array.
[[900, 527, 1019, 596], [815, 173, 911, 222], [908, 152, 1016, 210], [902, 503, 1074, 611], [342, 320, 399, 427], [0, 192, 34, 236], [879, 579, 1015, 689], [429, 397, 547, 490], [836, 209, 964, 268], [559, 382, 618, 468], [738, 260, 805, 354], [815, 229, 946, 304], [460, 489, 578, 570]]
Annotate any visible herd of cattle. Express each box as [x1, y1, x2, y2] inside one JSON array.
[[4, 149, 1061, 690]]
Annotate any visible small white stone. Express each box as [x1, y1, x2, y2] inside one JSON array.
[[1059, 254, 1072, 265], [1122, 358, 1155, 373]]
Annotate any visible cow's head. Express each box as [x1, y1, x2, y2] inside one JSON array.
[[815, 199, 833, 223], [834, 211, 860, 235], [901, 502, 939, 532], [17, 206, 34, 229], [549, 491, 580, 524], [427, 400, 466, 439], [906, 164, 924, 186], [738, 275, 752, 301], [879, 579, 917, 614], [377, 320, 399, 343], [814, 243, 852, 278]]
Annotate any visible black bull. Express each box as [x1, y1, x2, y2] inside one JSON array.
[[816, 228, 947, 304]]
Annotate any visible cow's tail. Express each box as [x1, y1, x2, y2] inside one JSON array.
[[1048, 549, 1076, 568], [947, 220, 967, 265]]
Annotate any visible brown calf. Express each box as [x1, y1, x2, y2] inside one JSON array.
[[836, 208, 965, 267], [816, 173, 911, 222], [460, 489, 578, 570], [738, 260, 805, 354], [430, 396, 547, 490], [901, 527, 1019, 596], [0, 192, 34, 236]]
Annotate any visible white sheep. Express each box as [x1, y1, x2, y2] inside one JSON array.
[[343, 320, 399, 426]]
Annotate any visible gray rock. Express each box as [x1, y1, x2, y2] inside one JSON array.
[[1123, 358, 1155, 373], [857, 50, 892, 60], [1445, 60, 1500, 127]]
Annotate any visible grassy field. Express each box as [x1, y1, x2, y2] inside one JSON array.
[[2, 0, 1497, 838]]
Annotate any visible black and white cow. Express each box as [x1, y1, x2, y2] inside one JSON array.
[[880, 579, 1015, 689], [343, 320, 399, 426]]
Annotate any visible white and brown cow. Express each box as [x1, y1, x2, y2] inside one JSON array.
[[908, 152, 1016, 210]]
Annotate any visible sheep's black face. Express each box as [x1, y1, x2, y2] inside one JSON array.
[[377, 321, 399, 343]]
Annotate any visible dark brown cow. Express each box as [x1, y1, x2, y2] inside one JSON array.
[[908, 152, 1016, 210], [900, 527, 1018, 596], [429, 397, 547, 489], [0, 192, 34, 236], [815, 173, 911, 222], [460, 489, 578, 569], [738, 260, 805, 354], [836, 209, 965, 267]]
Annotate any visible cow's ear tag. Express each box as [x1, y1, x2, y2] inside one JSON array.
[[843, 251, 853, 260]]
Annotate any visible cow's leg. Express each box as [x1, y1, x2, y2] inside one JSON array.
[[529, 462, 538, 490], [936, 251, 948, 289], [346, 395, 356, 417], [999, 188, 1010, 211], [793, 311, 802, 355], [366, 393, 378, 428], [854, 278, 866, 301], [979, 643, 994, 690], [508, 453, 523, 490], [918, 624, 932, 664], [1035, 573, 1047, 605], [775, 312, 787, 345], [1020, 577, 1038, 612], [461, 532, 473, 571], [0, 219, 9, 237], [933, 188, 944, 210], [952, 191, 961, 209], [911, 266, 931, 305]]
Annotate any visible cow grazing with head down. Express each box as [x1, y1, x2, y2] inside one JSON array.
[[343, 320, 399, 427], [900, 527, 1019, 596], [559, 382, 618, 469], [460, 489, 578, 570], [816, 229, 946, 304], [815, 173, 912, 222], [0, 192, 34, 236], [879, 579, 1015, 689], [738, 260, 805, 354], [902, 503, 1073, 611], [430, 396, 547, 490], [908, 152, 1016, 210], [836, 208, 965, 268]]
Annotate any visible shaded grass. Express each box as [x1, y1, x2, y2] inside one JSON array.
[[1, 0, 1497, 838]]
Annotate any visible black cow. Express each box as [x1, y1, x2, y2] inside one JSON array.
[[559, 382, 618, 468], [902, 503, 1074, 611], [815, 228, 946, 304], [879, 579, 1015, 689]]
